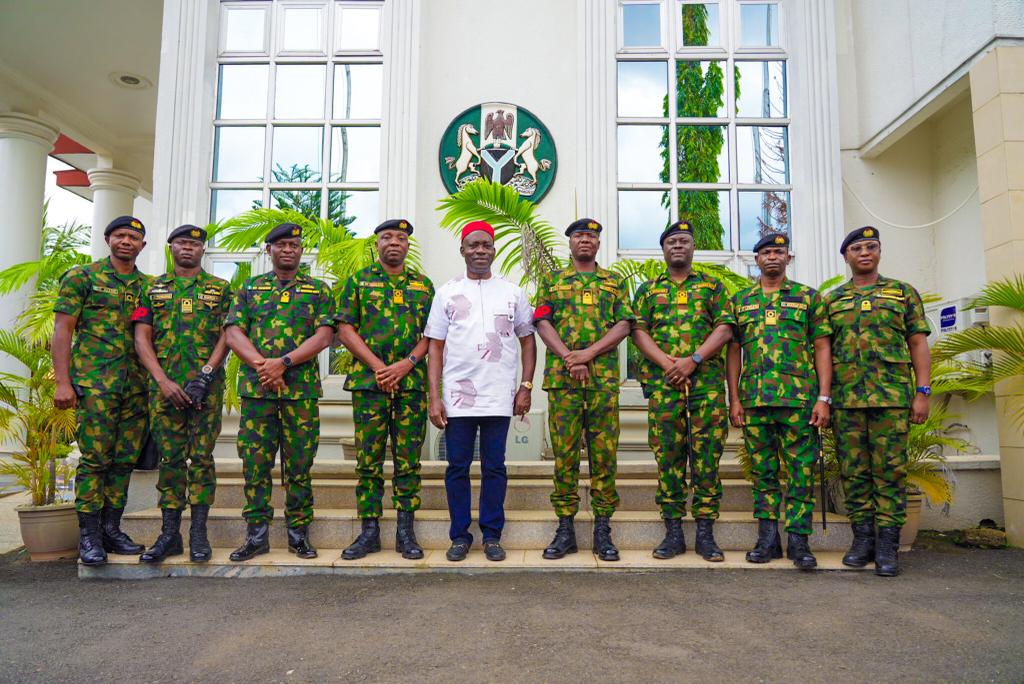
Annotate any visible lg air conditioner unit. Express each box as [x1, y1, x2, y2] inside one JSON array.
[[423, 410, 546, 462]]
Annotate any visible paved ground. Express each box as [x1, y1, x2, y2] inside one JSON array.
[[1, 534, 1022, 683]]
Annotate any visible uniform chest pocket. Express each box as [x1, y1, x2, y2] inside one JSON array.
[[874, 298, 906, 331], [828, 299, 857, 328], [778, 308, 806, 338]]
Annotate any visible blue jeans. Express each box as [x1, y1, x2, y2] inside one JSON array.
[[444, 416, 510, 544]]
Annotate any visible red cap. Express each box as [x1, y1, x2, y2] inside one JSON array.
[[461, 221, 495, 242]]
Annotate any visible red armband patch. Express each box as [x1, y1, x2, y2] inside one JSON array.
[[130, 306, 150, 322], [533, 304, 552, 321]]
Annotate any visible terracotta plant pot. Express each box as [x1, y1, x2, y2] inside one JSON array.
[[900, 492, 925, 552], [16, 502, 79, 561]]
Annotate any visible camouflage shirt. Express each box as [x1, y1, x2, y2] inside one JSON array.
[[336, 262, 434, 392], [224, 271, 338, 400], [731, 278, 831, 408], [534, 265, 635, 391], [824, 275, 930, 409], [131, 270, 231, 387], [632, 269, 735, 398], [53, 258, 149, 393]]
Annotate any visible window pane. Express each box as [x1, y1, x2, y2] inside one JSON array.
[[623, 3, 662, 47], [333, 64, 383, 119], [209, 260, 253, 285], [676, 61, 726, 117], [338, 7, 380, 50], [676, 125, 728, 183], [680, 3, 720, 47], [330, 126, 381, 182], [224, 7, 266, 52], [737, 126, 788, 184], [281, 6, 323, 52], [740, 3, 780, 47], [217, 65, 268, 119], [617, 125, 667, 183], [618, 191, 670, 249], [735, 61, 787, 118], [678, 190, 730, 250], [738, 191, 789, 249], [274, 65, 325, 119], [271, 189, 322, 222], [329, 190, 379, 237], [617, 61, 668, 117], [210, 189, 263, 222], [271, 127, 323, 183], [213, 127, 265, 182]]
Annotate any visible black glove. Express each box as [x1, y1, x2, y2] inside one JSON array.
[[183, 372, 214, 409]]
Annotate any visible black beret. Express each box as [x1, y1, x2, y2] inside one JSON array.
[[104, 215, 145, 237], [840, 226, 880, 255], [566, 218, 602, 237], [266, 223, 303, 244], [659, 220, 693, 246], [374, 219, 413, 236], [752, 232, 790, 253], [167, 224, 207, 244]]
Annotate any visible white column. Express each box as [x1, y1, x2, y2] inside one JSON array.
[[87, 168, 142, 259]]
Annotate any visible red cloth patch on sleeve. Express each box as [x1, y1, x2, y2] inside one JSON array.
[[533, 304, 552, 321], [130, 306, 150, 322]]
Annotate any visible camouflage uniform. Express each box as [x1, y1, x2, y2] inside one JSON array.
[[225, 271, 337, 528], [54, 259, 149, 514], [535, 266, 634, 517], [633, 270, 735, 520], [337, 262, 433, 519], [731, 279, 831, 534], [825, 276, 930, 528], [133, 271, 231, 510]]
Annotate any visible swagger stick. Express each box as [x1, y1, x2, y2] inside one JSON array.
[[817, 427, 827, 533], [683, 382, 696, 494]]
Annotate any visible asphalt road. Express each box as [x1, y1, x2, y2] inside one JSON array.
[[1, 535, 1022, 683]]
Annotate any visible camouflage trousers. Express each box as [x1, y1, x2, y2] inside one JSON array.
[[237, 397, 319, 528], [352, 390, 426, 518], [149, 385, 223, 510], [833, 407, 909, 528], [743, 406, 817, 535], [74, 387, 148, 513], [648, 390, 727, 520], [548, 389, 620, 517]]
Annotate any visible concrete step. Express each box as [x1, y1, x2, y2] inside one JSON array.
[[122, 507, 851, 552]]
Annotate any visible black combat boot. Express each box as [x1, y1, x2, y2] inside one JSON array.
[[542, 516, 577, 559], [593, 515, 620, 562], [746, 518, 783, 563], [786, 532, 817, 570], [341, 518, 381, 560], [395, 511, 424, 560], [842, 519, 876, 568], [101, 504, 145, 554], [652, 518, 686, 559], [695, 518, 724, 562], [287, 525, 317, 559], [139, 508, 184, 563], [189, 504, 212, 562], [874, 526, 901, 577], [77, 511, 107, 566], [229, 522, 270, 561]]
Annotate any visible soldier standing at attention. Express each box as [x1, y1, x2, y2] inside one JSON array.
[[725, 232, 832, 570], [52, 215, 150, 566], [826, 226, 930, 577], [132, 225, 231, 564], [631, 220, 734, 562], [224, 223, 337, 562], [535, 218, 634, 563], [337, 219, 433, 561]]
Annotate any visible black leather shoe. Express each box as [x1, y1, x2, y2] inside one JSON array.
[[653, 517, 686, 559], [101, 505, 145, 555], [695, 518, 724, 562], [287, 525, 317, 559], [446, 540, 470, 562], [875, 526, 901, 577], [189, 504, 212, 562], [786, 532, 817, 570], [593, 515, 619, 562], [746, 518, 783, 563], [484, 540, 506, 562], [139, 508, 184, 563], [395, 510, 424, 560], [842, 519, 876, 568], [229, 522, 270, 562], [543, 516, 577, 559], [342, 518, 381, 560], [77, 511, 107, 566]]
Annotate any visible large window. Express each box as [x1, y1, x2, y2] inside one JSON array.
[[616, 1, 790, 261]]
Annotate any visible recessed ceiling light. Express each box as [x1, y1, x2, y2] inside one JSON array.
[[109, 72, 152, 90]]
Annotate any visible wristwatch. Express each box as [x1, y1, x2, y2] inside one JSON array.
[[282, 354, 293, 368], [691, 352, 704, 365], [201, 364, 214, 375], [916, 385, 932, 396], [817, 395, 833, 406], [520, 381, 534, 391], [407, 353, 419, 365]]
